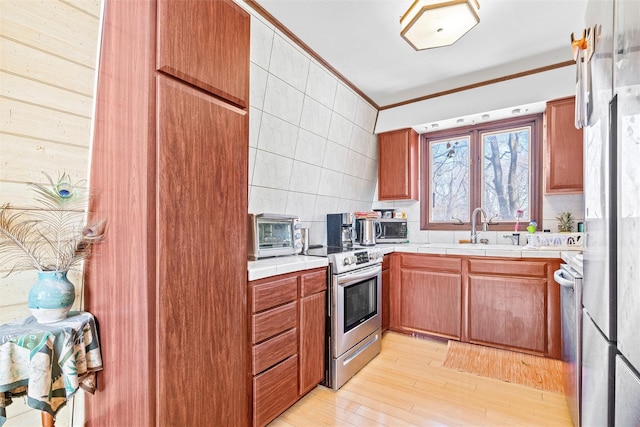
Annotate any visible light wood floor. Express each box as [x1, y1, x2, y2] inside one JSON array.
[[270, 331, 573, 426]]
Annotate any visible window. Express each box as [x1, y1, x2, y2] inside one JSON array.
[[420, 114, 543, 231]]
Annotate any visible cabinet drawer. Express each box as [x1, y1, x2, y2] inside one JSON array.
[[300, 269, 326, 297], [253, 355, 299, 427], [253, 329, 297, 375], [252, 301, 297, 344], [251, 276, 298, 313], [469, 258, 547, 278], [400, 253, 462, 273]]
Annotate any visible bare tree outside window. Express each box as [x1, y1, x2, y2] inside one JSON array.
[[482, 127, 531, 221], [430, 138, 470, 222], [420, 115, 542, 231]]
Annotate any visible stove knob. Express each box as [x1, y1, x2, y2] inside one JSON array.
[[343, 257, 352, 266]]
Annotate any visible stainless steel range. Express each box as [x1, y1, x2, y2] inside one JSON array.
[[307, 245, 383, 390]]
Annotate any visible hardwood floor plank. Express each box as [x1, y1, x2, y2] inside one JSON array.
[[269, 332, 572, 426]]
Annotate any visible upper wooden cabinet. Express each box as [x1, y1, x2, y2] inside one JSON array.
[[378, 128, 419, 200], [545, 96, 584, 194], [157, 0, 249, 108]]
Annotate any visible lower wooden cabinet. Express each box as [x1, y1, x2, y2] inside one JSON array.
[[391, 254, 463, 339], [388, 253, 561, 358], [467, 257, 561, 357], [249, 268, 326, 427]]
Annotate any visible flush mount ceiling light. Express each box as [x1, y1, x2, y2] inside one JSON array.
[[400, 0, 480, 50]]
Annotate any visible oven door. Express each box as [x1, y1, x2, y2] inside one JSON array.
[[332, 264, 382, 357]]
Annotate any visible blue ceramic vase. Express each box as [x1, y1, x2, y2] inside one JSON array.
[[28, 270, 75, 323]]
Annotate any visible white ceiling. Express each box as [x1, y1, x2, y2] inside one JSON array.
[[251, 0, 588, 129]]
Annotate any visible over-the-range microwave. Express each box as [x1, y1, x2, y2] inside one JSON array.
[[248, 213, 302, 260]]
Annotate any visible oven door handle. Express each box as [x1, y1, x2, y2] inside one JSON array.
[[337, 264, 382, 286]]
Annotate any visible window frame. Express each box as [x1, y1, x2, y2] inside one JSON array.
[[419, 114, 543, 231]]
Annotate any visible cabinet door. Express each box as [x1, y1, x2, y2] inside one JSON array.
[[378, 128, 418, 200], [156, 75, 249, 426], [545, 96, 583, 194], [398, 269, 462, 339], [468, 275, 546, 353], [157, 0, 249, 108], [299, 291, 325, 395]]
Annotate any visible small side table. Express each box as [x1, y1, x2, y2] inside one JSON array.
[[0, 311, 103, 427]]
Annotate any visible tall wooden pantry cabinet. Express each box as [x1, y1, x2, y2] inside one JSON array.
[[85, 0, 250, 425]]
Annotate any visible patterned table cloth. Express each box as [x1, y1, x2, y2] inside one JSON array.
[[0, 311, 103, 426]]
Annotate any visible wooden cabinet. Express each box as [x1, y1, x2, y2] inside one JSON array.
[[388, 253, 561, 358], [249, 268, 326, 427], [157, 0, 249, 108], [467, 257, 561, 358], [85, 1, 250, 426], [381, 255, 390, 332], [299, 270, 326, 395], [378, 128, 419, 200], [545, 96, 583, 194], [391, 254, 463, 339]]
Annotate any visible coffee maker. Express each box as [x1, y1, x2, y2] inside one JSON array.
[[326, 213, 354, 248]]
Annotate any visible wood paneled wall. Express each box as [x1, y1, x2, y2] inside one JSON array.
[[0, 0, 101, 423]]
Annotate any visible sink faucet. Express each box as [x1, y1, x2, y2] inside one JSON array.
[[470, 207, 487, 244]]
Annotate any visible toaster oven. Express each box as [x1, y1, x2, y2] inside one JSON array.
[[248, 213, 302, 260]]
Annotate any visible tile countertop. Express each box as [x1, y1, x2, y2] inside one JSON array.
[[379, 243, 582, 259], [248, 255, 329, 281], [247, 244, 583, 281]]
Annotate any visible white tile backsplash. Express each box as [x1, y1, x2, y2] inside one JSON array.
[[333, 82, 358, 122], [257, 112, 299, 157], [355, 98, 377, 133], [247, 11, 378, 221], [249, 186, 289, 214], [285, 191, 317, 220], [344, 150, 365, 178], [248, 147, 256, 187], [327, 112, 354, 147], [542, 193, 585, 232], [268, 35, 310, 92], [322, 141, 348, 173], [252, 150, 293, 190], [250, 63, 268, 110], [306, 62, 337, 109], [249, 16, 273, 70], [300, 96, 332, 138], [317, 168, 343, 198], [313, 195, 339, 222], [262, 74, 305, 125], [289, 161, 322, 194], [249, 107, 261, 148], [295, 129, 326, 167]]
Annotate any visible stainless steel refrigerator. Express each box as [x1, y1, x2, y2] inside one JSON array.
[[581, 0, 640, 425]]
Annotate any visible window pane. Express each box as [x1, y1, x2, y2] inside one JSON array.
[[482, 127, 530, 221], [430, 137, 470, 222]]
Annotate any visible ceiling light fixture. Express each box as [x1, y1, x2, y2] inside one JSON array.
[[400, 0, 480, 50]]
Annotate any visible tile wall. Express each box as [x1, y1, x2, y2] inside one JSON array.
[[247, 13, 379, 246]]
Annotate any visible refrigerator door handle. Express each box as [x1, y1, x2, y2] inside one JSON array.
[[554, 268, 575, 289]]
